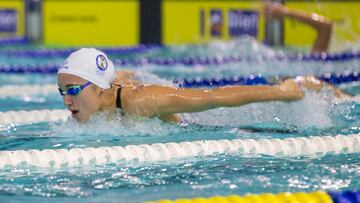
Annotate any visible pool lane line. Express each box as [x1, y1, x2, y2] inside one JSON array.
[[1, 52, 360, 73], [0, 84, 57, 98], [0, 109, 69, 126], [0, 71, 359, 98], [0, 133, 358, 169], [0, 49, 359, 65], [113, 51, 360, 67], [177, 72, 360, 87]]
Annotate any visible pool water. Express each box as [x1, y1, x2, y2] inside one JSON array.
[[0, 38, 359, 203]]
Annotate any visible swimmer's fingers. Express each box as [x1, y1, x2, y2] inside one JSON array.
[[293, 76, 355, 100], [294, 76, 325, 92]]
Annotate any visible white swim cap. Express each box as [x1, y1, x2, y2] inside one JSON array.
[[58, 48, 115, 89]]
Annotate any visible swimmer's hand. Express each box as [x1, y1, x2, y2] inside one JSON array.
[[278, 79, 304, 101], [296, 76, 354, 99]]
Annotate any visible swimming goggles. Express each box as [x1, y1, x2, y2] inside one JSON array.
[[58, 81, 92, 96]]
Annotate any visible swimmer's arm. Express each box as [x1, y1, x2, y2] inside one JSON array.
[[263, 2, 332, 53], [285, 9, 332, 53], [128, 80, 303, 116]]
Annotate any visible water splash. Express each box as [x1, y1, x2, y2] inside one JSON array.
[[182, 88, 359, 131], [51, 111, 180, 138]]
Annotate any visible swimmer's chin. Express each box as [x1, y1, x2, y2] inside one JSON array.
[[71, 113, 90, 123], [72, 111, 110, 123]]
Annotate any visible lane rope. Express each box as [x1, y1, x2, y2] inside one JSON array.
[[0, 133, 358, 169], [114, 52, 360, 67], [1, 51, 360, 71], [1, 51, 360, 73], [0, 84, 57, 98], [0, 109, 69, 126], [0, 71, 359, 98]]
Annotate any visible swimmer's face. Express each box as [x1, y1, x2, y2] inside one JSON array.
[[58, 73, 102, 122]]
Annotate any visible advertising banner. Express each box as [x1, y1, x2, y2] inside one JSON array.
[[0, 1, 25, 39], [162, 0, 263, 45], [228, 10, 258, 37], [43, 0, 139, 46]]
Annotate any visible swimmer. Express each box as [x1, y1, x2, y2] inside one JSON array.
[[263, 1, 332, 53], [57, 48, 348, 123]]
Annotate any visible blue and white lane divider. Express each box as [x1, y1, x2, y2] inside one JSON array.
[[178, 72, 360, 87], [0, 109, 69, 126], [1, 52, 360, 72], [113, 52, 360, 66], [0, 84, 57, 98], [1, 46, 360, 63], [0, 72, 359, 98], [0, 133, 358, 169]]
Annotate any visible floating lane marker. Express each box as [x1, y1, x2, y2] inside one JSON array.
[[0, 71, 359, 98], [0, 134, 358, 169], [0, 109, 70, 126], [0, 84, 57, 98]]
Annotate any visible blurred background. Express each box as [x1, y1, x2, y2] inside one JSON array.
[[1, 0, 359, 50]]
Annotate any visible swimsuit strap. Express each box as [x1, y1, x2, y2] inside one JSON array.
[[116, 87, 122, 109], [112, 84, 123, 109]]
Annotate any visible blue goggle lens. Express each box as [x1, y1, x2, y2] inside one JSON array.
[[67, 87, 81, 95]]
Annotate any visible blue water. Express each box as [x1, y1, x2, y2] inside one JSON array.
[[0, 38, 359, 203]]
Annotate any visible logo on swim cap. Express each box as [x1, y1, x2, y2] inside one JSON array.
[[96, 55, 108, 77], [96, 55, 108, 71]]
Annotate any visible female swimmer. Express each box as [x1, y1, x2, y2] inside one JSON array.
[[57, 48, 346, 123]]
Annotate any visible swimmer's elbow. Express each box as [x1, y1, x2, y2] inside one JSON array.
[[317, 18, 332, 33]]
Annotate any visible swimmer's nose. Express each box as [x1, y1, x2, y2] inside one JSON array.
[[63, 95, 74, 105]]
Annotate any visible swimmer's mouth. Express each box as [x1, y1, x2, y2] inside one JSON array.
[[69, 109, 79, 116]]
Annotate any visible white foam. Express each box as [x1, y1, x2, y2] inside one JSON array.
[[50, 111, 181, 137], [181, 88, 350, 129]]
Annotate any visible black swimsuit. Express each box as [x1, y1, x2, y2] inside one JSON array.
[[113, 84, 126, 116], [112, 84, 123, 110], [116, 86, 122, 109]]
